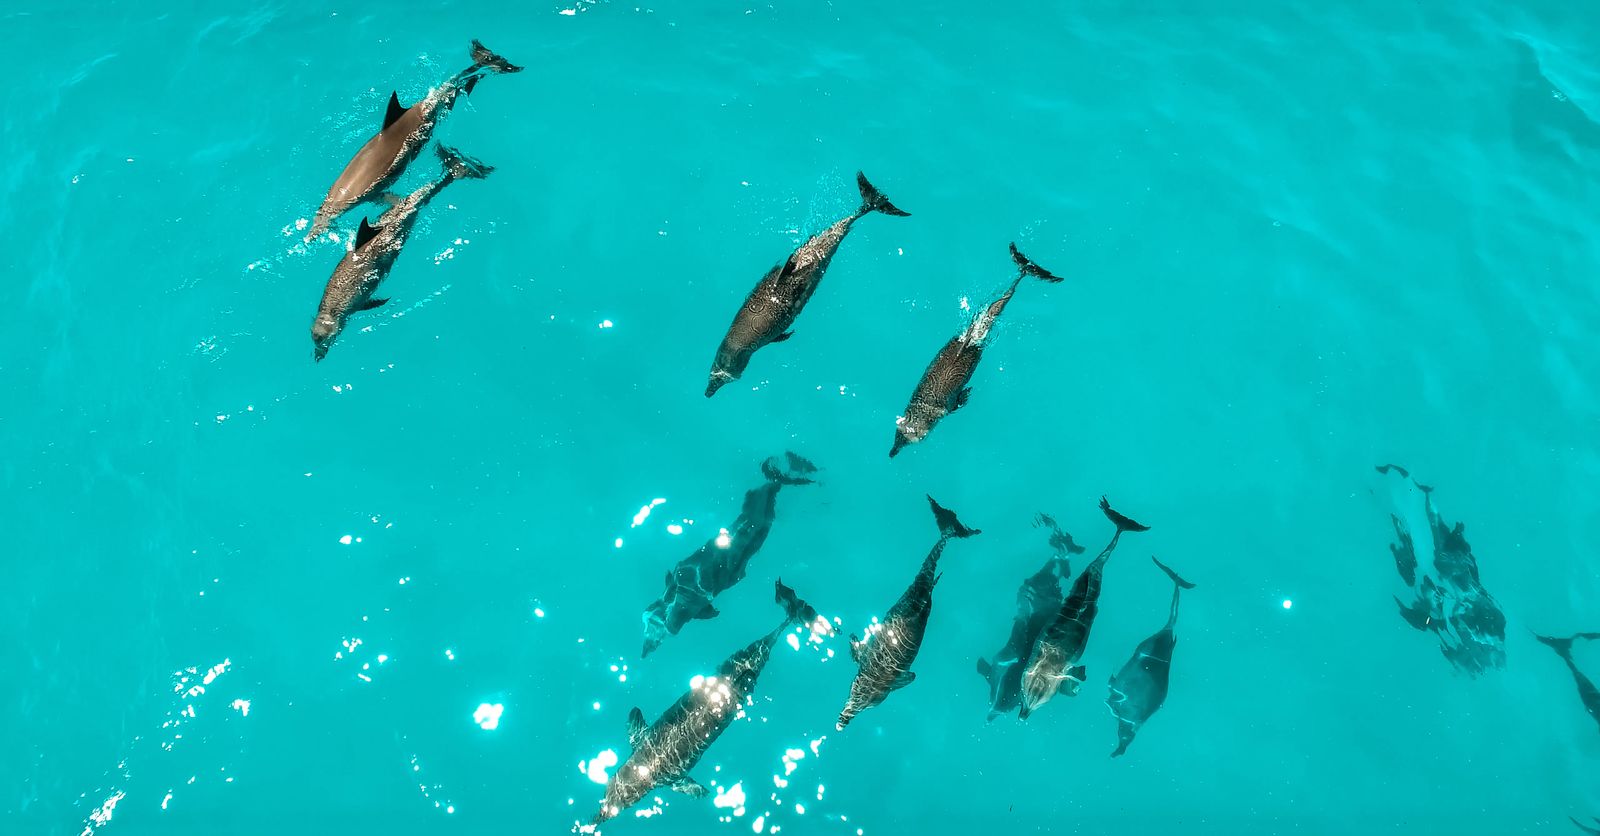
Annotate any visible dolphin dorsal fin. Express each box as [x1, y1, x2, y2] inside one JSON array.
[[383, 92, 407, 130], [626, 707, 648, 749], [354, 217, 382, 249]]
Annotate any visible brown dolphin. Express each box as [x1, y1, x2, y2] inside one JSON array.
[[889, 243, 1062, 457], [307, 40, 519, 241], [705, 172, 909, 397]]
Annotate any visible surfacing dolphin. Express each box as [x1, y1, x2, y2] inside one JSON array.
[[1106, 557, 1195, 757], [1376, 464, 1506, 675], [1533, 631, 1600, 733], [311, 144, 492, 361], [641, 452, 819, 658], [976, 513, 1084, 720], [889, 243, 1062, 457], [307, 39, 520, 240], [588, 580, 830, 829], [705, 172, 909, 397], [1018, 497, 1148, 720], [837, 496, 980, 730]]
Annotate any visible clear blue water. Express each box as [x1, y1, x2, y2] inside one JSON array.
[[5, 2, 1600, 834]]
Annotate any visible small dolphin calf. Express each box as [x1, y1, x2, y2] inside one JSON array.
[[641, 452, 819, 657], [705, 172, 908, 397], [307, 40, 520, 240], [837, 496, 980, 730], [976, 513, 1084, 720], [1018, 497, 1148, 719], [1106, 557, 1195, 757], [590, 581, 829, 828], [1534, 632, 1600, 733], [890, 243, 1061, 457], [311, 144, 492, 361]]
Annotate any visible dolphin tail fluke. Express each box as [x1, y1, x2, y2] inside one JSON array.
[[1100, 496, 1150, 533], [436, 144, 494, 181], [1152, 556, 1195, 590], [761, 452, 819, 486], [775, 578, 828, 633], [1535, 632, 1576, 659], [927, 495, 981, 539], [856, 171, 910, 217], [471, 39, 524, 74], [1009, 242, 1065, 283]]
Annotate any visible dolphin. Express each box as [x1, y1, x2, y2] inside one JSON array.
[[1376, 465, 1506, 675], [889, 243, 1062, 457], [837, 496, 980, 730], [1533, 632, 1600, 732], [307, 39, 520, 241], [1106, 557, 1195, 757], [705, 172, 909, 397], [1018, 497, 1148, 720], [641, 452, 819, 658], [590, 580, 830, 828], [1572, 816, 1600, 835], [311, 144, 491, 361], [976, 513, 1084, 720]]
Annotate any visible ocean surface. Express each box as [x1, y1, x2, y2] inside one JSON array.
[[4, 2, 1600, 834]]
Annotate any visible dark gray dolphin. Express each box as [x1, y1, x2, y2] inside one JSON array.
[[837, 496, 980, 730], [641, 452, 818, 657], [590, 581, 829, 828], [1377, 464, 1506, 675], [976, 513, 1084, 720], [705, 172, 908, 397], [1572, 815, 1600, 834], [311, 144, 491, 361], [1106, 557, 1195, 757], [889, 243, 1062, 457], [1018, 497, 1148, 720], [1534, 632, 1600, 732], [307, 40, 520, 240]]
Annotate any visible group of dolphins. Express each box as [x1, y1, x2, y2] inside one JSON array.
[[589, 455, 1197, 830]]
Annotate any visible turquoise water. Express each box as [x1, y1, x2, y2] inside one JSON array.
[[5, 2, 1600, 833]]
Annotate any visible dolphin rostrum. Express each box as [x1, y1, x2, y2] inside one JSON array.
[[837, 496, 980, 730], [589, 580, 830, 828], [311, 144, 491, 361], [889, 242, 1062, 457], [307, 40, 520, 240], [976, 513, 1084, 720], [641, 452, 818, 658], [705, 172, 909, 397], [1534, 632, 1600, 733], [1018, 497, 1148, 720], [1106, 557, 1195, 757]]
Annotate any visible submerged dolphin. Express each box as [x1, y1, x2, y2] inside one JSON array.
[[307, 40, 520, 240], [837, 496, 980, 730], [641, 452, 819, 657], [705, 172, 908, 397], [1377, 465, 1507, 675], [590, 581, 830, 828], [1573, 816, 1600, 834], [890, 243, 1062, 457], [1534, 632, 1600, 733], [1106, 557, 1195, 757], [1018, 497, 1148, 720], [976, 513, 1084, 720], [311, 144, 492, 361]]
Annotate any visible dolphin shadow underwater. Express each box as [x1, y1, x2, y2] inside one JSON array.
[[1376, 464, 1507, 676], [1017, 497, 1149, 720], [307, 39, 521, 241], [1106, 557, 1195, 757], [587, 580, 831, 830], [837, 496, 980, 730], [705, 172, 909, 397], [639, 452, 819, 658], [976, 513, 1085, 720]]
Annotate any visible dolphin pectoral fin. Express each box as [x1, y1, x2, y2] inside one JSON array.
[[849, 634, 864, 663], [891, 671, 916, 691], [383, 91, 408, 130], [692, 603, 721, 621], [626, 707, 649, 749], [354, 217, 383, 249], [355, 297, 389, 312], [976, 657, 993, 679], [667, 774, 709, 798], [950, 387, 972, 412], [771, 331, 795, 343]]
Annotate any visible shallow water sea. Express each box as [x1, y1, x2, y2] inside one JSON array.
[[4, 2, 1600, 834]]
